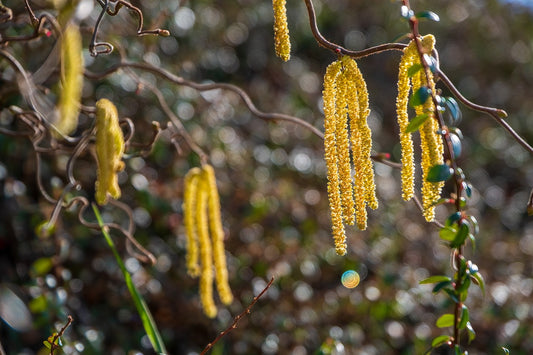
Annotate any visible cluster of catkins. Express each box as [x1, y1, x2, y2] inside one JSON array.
[[271, 4, 445, 255], [183, 165, 233, 318]]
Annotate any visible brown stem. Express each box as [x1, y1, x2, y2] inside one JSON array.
[[200, 277, 274, 355], [303, 0, 406, 58], [438, 70, 533, 154], [49, 315, 73, 355], [85, 62, 325, 139]]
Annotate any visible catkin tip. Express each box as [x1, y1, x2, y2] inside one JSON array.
[[272, 0, 291, 61]]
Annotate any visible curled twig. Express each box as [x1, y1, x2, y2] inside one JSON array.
[[90, 0, 169, 56], [85, 61, 325, 139], [303, 0, 406, 58], [200, 277, 275, 355]]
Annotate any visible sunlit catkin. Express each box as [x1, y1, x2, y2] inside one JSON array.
[[196, 175, 217, 318], [412, 69, 444, 222], [342, 56, 377, 226], [95, 99, 125, 205], [396, 41, 418, 201], [203, 165, 233, 305], [323, 60, 346, 255], [335, 70, 356, 226], [396, 34, 444, 221], [183, 168, 202, 277], [56, 24, 83, 137], [272, 0, 291, 61]]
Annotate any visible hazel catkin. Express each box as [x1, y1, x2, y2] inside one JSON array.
[[272, 0, 291, 61], [55, 24, 84, 138], [395, 34, 444, 222], [94, 99, 125, 205], [183, 164, 233, 317], [322, 56, 377, 255]]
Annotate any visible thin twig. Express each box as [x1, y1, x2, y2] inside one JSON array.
[[200, 277, 275, 355], [438, 70, 533, 154], [85, 62, 325, 139], [49, 315, 73, 355], [303, 0, 406, 58]]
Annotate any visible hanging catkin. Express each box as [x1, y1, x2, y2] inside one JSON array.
[[272, 0, 291, 61], [395, 34, 444, 222], [55, 24, 83, 138], [94, 99, 125, 205], [183, 164, 233, 317], [184, 168, 202, 277], [203, 165, 233, 306], [322, 56, 377, 255]]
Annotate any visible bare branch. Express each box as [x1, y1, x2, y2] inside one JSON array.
[[85, 61, 325, 139], [302, 0, 406, 58], [200, 277, 275, 355], [438, 70, 533, 154]]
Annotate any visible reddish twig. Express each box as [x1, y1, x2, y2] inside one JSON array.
[[200, 277, 275, 355], [48, 315, 73, 355], [303, 0, 406, 57]]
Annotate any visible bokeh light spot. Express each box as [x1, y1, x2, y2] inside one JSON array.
[[341, 270, 360, 289]]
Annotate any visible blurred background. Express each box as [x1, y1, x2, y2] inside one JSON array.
[[1, 0, 533, 354]]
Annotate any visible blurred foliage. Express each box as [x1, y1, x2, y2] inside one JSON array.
[[1, 0, 533, 354]]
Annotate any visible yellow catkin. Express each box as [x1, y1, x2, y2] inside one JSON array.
[[184, 168, 202, 277], [203, 165, 233, 306], [335, 70, 356, 226], [406, 35, 444, 221], [196, 175, 217, 318], [323, 60, 346, 255], [55, 24, 83, 138], [396, 41, 419, 201], [272, 0, 291, 61], [342, 56, 377, 230], [95, 99, 125, 205]]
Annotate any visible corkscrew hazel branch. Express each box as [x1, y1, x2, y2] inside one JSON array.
[[90, 0, 169, 57], [85, 61, 325, 139]]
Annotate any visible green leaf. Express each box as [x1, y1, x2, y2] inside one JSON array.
[[436, 313, 454, 328], [468, 216, 479, 235], [416, 11, 440, 22], [451, 223, 470, 248], [423, 54, 438, 73], [43, 341, 51, 349], [433, 280, 452, 293], [405, 113, 429, 133], [427, 164, 453, 182], [439, 226, 457, 242], [446, 212, 462, 226], [407, 63, 423, 77], [409, 86, 431, 107], [450, 133, 462, 158], [420, 275, 452, 284], [458, 305, 469, 329], [92, 205, 167, 355], [443, 288, 459, 303], [469, 233, 476, 252], [471, 271, 485, 295], [454, 345, 462, 355], [445, 97, 462, 123], [431, 335, 450, 348], [466, 322, 476, 343]]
